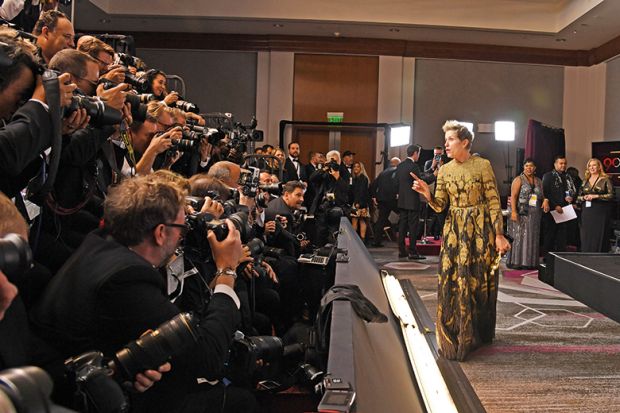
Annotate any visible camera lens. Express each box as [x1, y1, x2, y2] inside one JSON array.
[[112, 313, 199, 381]]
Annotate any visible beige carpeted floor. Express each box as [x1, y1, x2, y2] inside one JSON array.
[[368, 242, 620, 413]]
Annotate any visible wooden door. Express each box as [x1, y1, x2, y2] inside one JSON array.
[[293, 54, 379, 177]]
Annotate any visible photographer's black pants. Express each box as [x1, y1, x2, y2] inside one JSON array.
[[373, 200, 398, 244], [398, 208, 420, 256]]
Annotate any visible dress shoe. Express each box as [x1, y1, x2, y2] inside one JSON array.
[[408, 254, 426, 260], [398, 253, 408, 258]]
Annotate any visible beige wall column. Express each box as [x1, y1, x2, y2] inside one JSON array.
[[255, 51, 294, 147], [563, 63, 606, 173], [377, 56, 415, 175]]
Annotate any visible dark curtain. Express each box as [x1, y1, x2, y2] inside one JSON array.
[[525, 119, 565, 178]]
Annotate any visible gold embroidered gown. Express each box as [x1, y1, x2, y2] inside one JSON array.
[[428, 156, 503, 361]]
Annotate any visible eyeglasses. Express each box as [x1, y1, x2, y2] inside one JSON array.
[[162, 222, 190, 237]]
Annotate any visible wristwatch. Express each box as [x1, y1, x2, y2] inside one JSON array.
[[215, 267, 237, 279]]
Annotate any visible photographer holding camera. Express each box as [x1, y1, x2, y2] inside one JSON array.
[[309, 150, 350, 246], [0, 26, 77, 198], [31, 174, 256, 412]]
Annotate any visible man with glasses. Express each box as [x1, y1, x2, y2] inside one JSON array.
[[33, 10, 75, 65], [77, 36, 126, 84], [32, 174, 256, 412]]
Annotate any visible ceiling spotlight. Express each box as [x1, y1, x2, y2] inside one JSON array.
[[389, 28, 400, 32], [572, 30, 578, 34], [99, 18, 111, 24], [333, 31, 341, 37], [555, 38, 566, 42], [273, 23, 284, 28]]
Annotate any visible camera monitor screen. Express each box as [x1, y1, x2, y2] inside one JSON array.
[[390, 125, 411, 147]]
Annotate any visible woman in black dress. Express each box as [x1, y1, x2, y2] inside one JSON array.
[[351, 161, 370, 242], [577, 158, 615, 252]]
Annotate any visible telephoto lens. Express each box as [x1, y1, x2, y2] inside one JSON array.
[[111, 313, 199, 381]]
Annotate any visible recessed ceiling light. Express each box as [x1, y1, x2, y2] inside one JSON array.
[[333, 31, 341, 37], [573, 30, 578, 34], [99, 18, 111, 24], [273, 23, 284, 28], [389, 28, 400, 32], [555, 38, 566, 42]]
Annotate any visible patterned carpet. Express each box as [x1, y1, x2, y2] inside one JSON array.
[[367, 242, 620, 413]]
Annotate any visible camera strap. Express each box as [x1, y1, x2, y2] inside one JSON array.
[[26, 70, 62, 201], [119, 121, 137, 174]]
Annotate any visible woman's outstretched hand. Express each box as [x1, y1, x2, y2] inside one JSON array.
[[410, 172, 431, 201]]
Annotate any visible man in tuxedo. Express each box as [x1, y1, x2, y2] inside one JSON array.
[[284, 142, 306, 182], [370, 157, 400, 247], [396, 144, 426, 260]]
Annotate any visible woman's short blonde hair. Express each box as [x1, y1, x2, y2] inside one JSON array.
[[442, 120, 475, 149]]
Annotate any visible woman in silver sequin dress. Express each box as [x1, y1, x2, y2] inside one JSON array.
[[507, 159, 549, 269]]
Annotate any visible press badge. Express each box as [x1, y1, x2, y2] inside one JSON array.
[[528, 194, 537, 207], [585, 201, 592, 208]]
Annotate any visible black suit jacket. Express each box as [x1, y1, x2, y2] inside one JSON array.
[[31, 230, 240, 412], [0, 101, 52, 197], [284, 157, 306, 182], [396, 158, 424, 210], [370, 166, 398, 203]]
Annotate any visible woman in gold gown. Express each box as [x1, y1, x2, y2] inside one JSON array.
[[412, 121, 511, 361]]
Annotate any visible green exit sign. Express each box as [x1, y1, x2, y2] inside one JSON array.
[[327, 112, 344, 123]]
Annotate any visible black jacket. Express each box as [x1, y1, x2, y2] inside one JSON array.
[[351, 175, 370, 208], [396, 158, 423, 210], [542, 169, 575, 210], [31, 230, 240, 412], [370, 166, 398, 203], [0, 101, 52, 197]]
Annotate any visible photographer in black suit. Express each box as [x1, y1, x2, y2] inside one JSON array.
[[31, 174, 256, 413], [370, 157, 400, 247], [396, 144, 428, 260], [0, 27, 77, 198]]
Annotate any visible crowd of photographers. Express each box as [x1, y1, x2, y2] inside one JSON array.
[[0, 10, 356, 413]]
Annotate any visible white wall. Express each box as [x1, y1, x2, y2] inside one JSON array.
[[563, 63, 607, 174]]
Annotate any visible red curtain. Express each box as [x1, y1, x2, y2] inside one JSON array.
[[524, 119, 565, 178]]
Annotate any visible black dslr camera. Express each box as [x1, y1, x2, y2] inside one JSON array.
[[239, 166, 261, 197], [0, 366, 76, 413], [64, 92, 122, 127], [65, 313, 199, 413], [183, 211, 252, 262], [99, 78, 148, 123]]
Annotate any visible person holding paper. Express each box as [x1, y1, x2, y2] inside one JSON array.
[[542, 155, 577, 254], [411, 120, 510, 361], [577, 158, 615, 252], [507, 159, 549, 269]]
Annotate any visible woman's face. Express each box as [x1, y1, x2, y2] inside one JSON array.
[[275, 150, 285, 162], [444, 130, 468, 159], [523, 162, 536, 176], [152, 74, 167, 96], [353, 163, 361, 175], [588, 161, 600, 175]]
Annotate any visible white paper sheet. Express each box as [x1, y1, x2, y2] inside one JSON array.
[[550, 204, 577, 223]]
